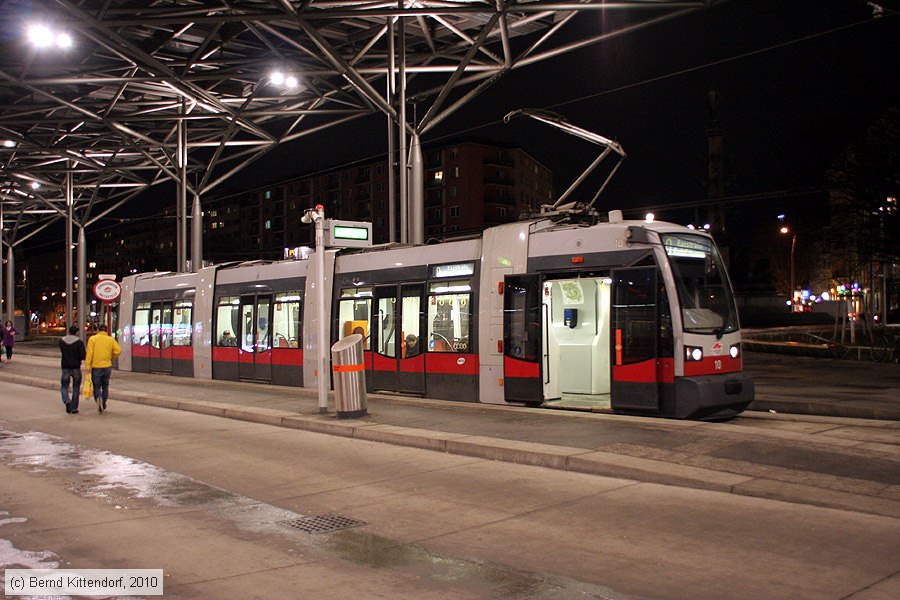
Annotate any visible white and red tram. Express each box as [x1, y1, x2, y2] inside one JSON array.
[[117, 213, 753, 420]]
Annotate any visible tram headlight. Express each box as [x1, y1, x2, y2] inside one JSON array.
[[729, 343, 740, 359], [685, 346, 703, 362]]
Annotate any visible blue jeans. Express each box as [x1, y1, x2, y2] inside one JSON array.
[[61, 368, 82, 410], [91, 367, 112, 408]]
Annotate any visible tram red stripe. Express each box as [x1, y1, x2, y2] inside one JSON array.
[[212, 346, 238, 361], [658, 358, 675, 383], [271, 348, 302, 366], [504, 356, 539, 379], [400, 353, 424, 373], [613, 360, 656, 383], [370, 352, 479, 375], [683, 356, 742, 376], [427, 353, 478, 375]]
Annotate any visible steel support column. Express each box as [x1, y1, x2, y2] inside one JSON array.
[[177, 101, 188, 272], [65, 170, 74, 328], [191, 193, 202, 271], [387, 15, 397, 244], [408, 133, 424, 245], [77, 226, 87, 335], [398, 7, 408, 244], [5, 246, 13, 326]]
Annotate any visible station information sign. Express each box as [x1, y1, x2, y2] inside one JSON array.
[[94, 279, 122, 303], [325, 219, 372, 248]]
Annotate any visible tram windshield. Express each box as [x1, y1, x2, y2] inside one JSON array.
[[662, 234, 738, 335]]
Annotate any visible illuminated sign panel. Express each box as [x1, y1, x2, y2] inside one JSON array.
[[663, 236, 710, 259], [432, 262, 475, 278], [325, 219, 372, 248]]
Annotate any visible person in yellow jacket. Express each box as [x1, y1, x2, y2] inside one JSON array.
[[85, 324, 122, 414]]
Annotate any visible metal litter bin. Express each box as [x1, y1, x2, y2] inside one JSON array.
[[331, 333, 368, 418]]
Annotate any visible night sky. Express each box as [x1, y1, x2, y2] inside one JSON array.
[[247, 0, 899, 226], [26, 0, 898, 261]]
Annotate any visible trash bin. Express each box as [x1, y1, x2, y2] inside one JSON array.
[[331, 333, 368, 418]]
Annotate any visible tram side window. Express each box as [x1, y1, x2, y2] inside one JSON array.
[[613, 271, 656, 364], [172, 301, 192, 346], [339, 287, 372, 349], [215, 296, 240, 347], [134, 303, 151, 345], [273, 292, 302, 348], [427, 280, 471, 352]]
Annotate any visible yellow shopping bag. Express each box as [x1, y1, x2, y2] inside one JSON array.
[[81, 376, 93, 399]]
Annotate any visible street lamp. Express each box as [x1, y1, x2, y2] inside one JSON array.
[[779, 226, 796, 305]]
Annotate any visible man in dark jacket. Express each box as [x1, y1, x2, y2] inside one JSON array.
[[60, 325, 87, 414]]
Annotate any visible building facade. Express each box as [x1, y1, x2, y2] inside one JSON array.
[[203, 141, 554, 261]]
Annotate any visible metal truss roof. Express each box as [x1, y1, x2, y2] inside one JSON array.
[[0, 0, 712, 249]]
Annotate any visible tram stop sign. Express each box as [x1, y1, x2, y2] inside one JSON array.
[[94, 279, 122, 303]]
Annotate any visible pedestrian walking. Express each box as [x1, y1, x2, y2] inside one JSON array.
[[0, 320, 20, 362], [85, 324, 121, 414], [59, 325, 86, 414]]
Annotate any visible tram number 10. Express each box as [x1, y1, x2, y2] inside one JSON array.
[[714, 359, 722, 371]]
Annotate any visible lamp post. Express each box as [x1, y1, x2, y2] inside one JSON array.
[[780, 226, 796, 306]]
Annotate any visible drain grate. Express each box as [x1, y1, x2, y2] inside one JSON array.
[[281, 514, 367, 534]]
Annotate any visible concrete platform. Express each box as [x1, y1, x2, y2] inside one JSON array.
[[3, 344, 898, 519]]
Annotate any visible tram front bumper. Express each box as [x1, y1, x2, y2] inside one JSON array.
[[674, 372, 755, 420]]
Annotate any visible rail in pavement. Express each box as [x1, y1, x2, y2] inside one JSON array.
[[3, 349, 898, 520]]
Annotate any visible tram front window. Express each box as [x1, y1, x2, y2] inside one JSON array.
[[662, 234, 738, 335]]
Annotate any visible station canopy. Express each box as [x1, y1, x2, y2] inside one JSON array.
[[0, 0, 713, 248]]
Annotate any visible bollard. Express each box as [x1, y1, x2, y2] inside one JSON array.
[[331, 333, 368, 418]]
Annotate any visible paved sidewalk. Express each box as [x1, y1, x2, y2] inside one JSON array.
[[2, 345, 898, 520]]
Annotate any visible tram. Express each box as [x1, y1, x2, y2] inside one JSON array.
[[116, 211, 753, 420]]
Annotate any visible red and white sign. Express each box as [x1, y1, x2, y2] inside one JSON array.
[[94, 279, 122, 303]]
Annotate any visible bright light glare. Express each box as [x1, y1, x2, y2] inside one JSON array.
[[690, 348, 702, 361], [780, 226, 789, 234], [3, 140, 16, 148], [285, 75, 299, 88], [645, 212, 655, 223], [270, 71, 285, 85], [30, 181, 40, 190], [56, 32, 73, 48], [28, 24, 54, 47], [729, 345, 739, 359]]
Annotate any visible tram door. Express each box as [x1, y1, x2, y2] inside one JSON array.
[[610, 267, 660, 412], [239, 294, 273, 381], [503, 274, 543, 404], [148, 301, 173, 374], [373, 284, 424, 395]]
